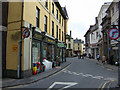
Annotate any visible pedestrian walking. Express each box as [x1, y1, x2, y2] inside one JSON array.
[[78, 52, 81, 59], [88, 53, 91, 59], [97, 54, 100, 61], [102, 55, 106, 64]]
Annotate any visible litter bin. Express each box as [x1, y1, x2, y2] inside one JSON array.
[[33, 63, 37, 75]]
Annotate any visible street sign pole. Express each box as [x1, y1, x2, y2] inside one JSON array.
[[118, 1, 120, 86]]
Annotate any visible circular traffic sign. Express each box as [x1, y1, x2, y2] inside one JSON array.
[[108, 28, 119, 40], [22, 28, 30, 38]]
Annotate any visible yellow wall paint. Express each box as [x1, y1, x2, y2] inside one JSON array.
[[6, 0, 68, 71]]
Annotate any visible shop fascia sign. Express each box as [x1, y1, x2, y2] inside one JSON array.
[[33, 31, 43, 40], [46, 37, 55, 44]]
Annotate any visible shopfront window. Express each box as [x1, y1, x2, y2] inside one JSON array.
[[32, 41, 40, 63], [63, 49, 65, 60], [51, 45, 55, 61], [43, 43, 48, 59], [47, 44, 52, 61]]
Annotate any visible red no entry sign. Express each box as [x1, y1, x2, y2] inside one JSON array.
[[22, 28, 30, 38]]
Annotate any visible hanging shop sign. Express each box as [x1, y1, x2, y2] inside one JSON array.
[[108, 28, 119, 40], [22, 28, 30, 38]]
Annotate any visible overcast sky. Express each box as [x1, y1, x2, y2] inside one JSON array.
[[59, 0, 113, 41]]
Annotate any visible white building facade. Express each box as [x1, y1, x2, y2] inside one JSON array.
[[89, 2, 111, 59]]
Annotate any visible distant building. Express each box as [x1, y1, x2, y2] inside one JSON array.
[[66, 31, 74, 57], [84, 2, 111, 59], [84, 27, 91, 57], [73, 38, 84, 55]]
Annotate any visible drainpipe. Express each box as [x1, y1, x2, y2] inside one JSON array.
[[19, 0, 24, 78]]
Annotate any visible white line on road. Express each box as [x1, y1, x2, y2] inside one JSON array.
[[47, 82, 78, 90], [62, 70, 116, 81]]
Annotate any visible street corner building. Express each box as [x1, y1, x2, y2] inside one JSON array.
[[73, 38, 84, 56], [66, 30, 74, 57], [5, 0, 69, 78]]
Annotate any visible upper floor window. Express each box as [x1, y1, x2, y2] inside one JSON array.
[[111, 7, 114, 16], [69, 44, 71, 49], [36, 7, 40, 28], [59, 14, 61, 24], [59, 29, 61, 40], [96, 32, 98, 38], [52, 21, 54, 36], [56, 25, 58, 39], [62, 31, 63, 41], [45, 0, 48, 9], [116, 3, 118, 12], [44, 15, 47, 32], [52, 3, 54, 14], [56, 9, 58, 20], [62, 19, 63, 26]]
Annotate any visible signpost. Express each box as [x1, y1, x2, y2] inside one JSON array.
[[17, 28, 30, 79]]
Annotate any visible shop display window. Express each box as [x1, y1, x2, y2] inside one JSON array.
[[32, 41, 41, 63], [43, 43, 48, 59]]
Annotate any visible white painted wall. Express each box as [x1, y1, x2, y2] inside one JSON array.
[[24, 37, 32, 70], [23, 22, 32, 71], [90, 29, 99, 45], [97, 3, 110, 41]]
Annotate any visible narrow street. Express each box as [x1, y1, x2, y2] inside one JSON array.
[[8, 57, 118, 89]]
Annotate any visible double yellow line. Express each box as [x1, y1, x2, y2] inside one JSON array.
[[98, 80, 114, 90]]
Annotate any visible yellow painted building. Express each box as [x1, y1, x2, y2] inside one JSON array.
[[73, 39, 84, 55], [6, 0, 68, 78]]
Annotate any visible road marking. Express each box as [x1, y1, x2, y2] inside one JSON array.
[[52, 64, 71, 76], [107, 69, 112, 71], [98, 82, 105, 90], [101, 80, 111, 90], [47, 82, 78, 90], [104, 77, 116, 81], [63, 70, 116, 81]]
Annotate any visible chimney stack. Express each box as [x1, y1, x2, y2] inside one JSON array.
[[70, 30, 72, 37]]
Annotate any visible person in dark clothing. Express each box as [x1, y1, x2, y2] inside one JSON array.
[[110, 55, 114, 65], [88, 53, 91, 59]]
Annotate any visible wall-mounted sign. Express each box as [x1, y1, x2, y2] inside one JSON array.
[[108, 28, 119, 40], [46, 37, 55, 44], [12, 45, 18, 52], [58, 43, 64, 47], [22, 28, 30, 38]]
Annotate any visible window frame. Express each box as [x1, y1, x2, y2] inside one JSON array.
[[52, 21, 54, 37], [44, 15, 47, 32], [36, 7, 40, 28]]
